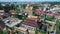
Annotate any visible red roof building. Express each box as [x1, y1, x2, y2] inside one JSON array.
[[10, 10, 15, 14], [35, 9, 46, 15], [55, 15, 60, 18], [21, 18, 44, 30], [47, 13, 54, 16], [21, 18, 38, 27]]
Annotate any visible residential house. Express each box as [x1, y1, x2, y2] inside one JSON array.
[[0, 10, 4, 15], [21, 18, 44, 31], [35, 9, 46, 15]]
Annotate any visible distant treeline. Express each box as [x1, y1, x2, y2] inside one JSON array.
[[42, 2, 60, 6]]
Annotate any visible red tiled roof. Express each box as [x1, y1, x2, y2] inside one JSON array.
[[35, 9, 46, 15], [21, 18, 39, 27], [55, 15, 60, 18], [10, 10, 15, 14], [47, 13, 54, 16]]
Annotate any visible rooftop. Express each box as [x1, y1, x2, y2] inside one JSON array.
[[21, 18, 44, 27]]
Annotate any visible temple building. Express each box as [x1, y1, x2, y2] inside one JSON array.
[[25, 4, 33, 17]]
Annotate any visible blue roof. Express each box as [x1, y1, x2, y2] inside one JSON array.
[[0, 0, 60, 2]]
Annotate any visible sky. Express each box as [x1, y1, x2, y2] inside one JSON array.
[[0, 0, 60, 2]]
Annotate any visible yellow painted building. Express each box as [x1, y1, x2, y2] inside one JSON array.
[[25, 4, 33, 16]]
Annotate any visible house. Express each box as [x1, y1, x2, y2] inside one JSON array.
[[46, 13, 54, 16], [35, 9, 46, 15], [21, 18, 38, 30], [21, 18, 44, 30], [19, 17, 44, 34], [55, 15, 60, 18], [0, 10, 4, 15], [9, 10, 15, 15], [0, 10, 4, 19], [3, 17, 22, 28]]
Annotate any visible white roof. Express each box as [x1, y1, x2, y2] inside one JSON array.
[[3, 17, 22, 27], [0, 10, 4, 12]]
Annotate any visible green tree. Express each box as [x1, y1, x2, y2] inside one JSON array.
[[3, 28, 9, 34], [46, 16, 54, 21], [35, 27, 38, 34], [0, 28, 3, 34], [32, 5, 39, 10], [56, 19, 60, 34], [21, 4, 27, 9], [14, 30, 19, 34]]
